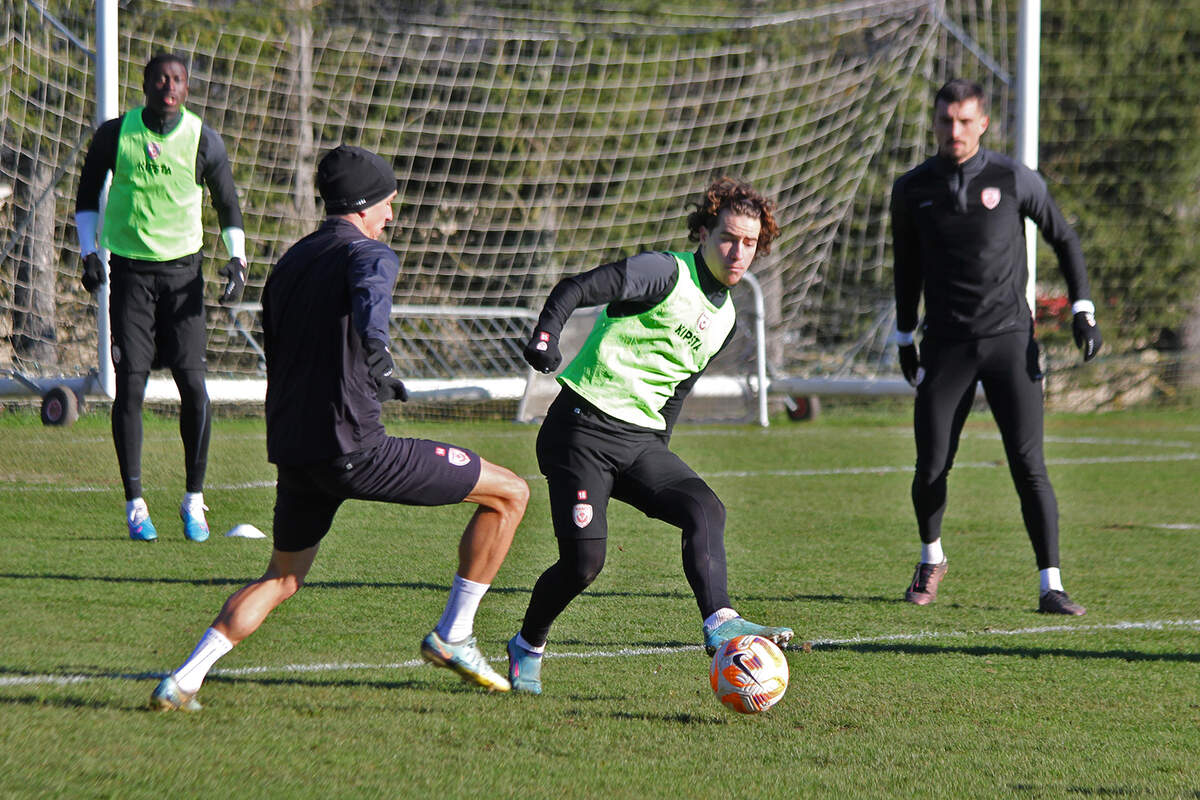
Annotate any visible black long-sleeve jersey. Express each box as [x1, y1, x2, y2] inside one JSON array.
[[534, 250, 736, 436], [262, 218, 398, 466], [75, 107, 243, 233], [891, 148, 1091, 340]]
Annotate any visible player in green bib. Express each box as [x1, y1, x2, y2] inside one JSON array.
[[505, 178, 793, 694], [74, 54, 248, 543]]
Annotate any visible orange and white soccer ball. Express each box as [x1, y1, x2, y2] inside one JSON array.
[[709, 634, 789, 714]]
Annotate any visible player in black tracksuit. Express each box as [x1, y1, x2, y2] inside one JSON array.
[[890, 79, 1103, 615], [149, 147, 528, 711]]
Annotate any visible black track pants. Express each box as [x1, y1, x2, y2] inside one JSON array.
[[911, 328, 1060, 569], [518, 394, 732, 647]]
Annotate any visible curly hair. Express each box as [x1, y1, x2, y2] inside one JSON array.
[[686, 177, 780, 254]]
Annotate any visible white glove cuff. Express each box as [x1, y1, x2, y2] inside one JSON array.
[[221, 227, 246, 262], [75, 211, 99, 255], [1071, 299, 1095, 316]]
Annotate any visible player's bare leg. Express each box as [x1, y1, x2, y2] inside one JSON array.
[[212, 545, 321, 643], [150, 545, 319, 710], [421, 459, 529, 691], [457, 459, 529, 582]]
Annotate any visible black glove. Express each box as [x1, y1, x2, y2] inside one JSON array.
[[364, 337, 408, 402], [376, 376, 408, 402], [1072, 310, 1103, 362], [219, 258, 247, 306], [898, 343, 922, 386], [523, 328, 562, 373], [81, 252, 106, 293]]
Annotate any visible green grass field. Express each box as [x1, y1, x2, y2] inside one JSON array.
[[1, 404, 1198, 799]]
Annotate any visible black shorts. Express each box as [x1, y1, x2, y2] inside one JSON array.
[[109, 253, 207, 373], [536, 391, 702, 541], [272, 437, 482, 552]]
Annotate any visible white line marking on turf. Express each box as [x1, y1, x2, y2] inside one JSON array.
[[3, 619, 1197, 688], [5, 449, 1200, 500], [3, 451, 1198, 493], [1027, 434, 1196, 449], [0, 480, 277, 493], [702, 452, 1200, 479], [805, 618, 1200, 646]]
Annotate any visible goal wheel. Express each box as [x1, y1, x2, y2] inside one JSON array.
[[41, 385, 80, 427], [786, 395, 820, 422]]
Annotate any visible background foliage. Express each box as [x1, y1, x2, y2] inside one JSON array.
[[2, 0, 1199, 400]]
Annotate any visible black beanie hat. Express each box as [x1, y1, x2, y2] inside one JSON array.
[[317, 145, 396, 214]]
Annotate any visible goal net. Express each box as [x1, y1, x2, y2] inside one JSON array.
[[1, 0, 1015, 419]]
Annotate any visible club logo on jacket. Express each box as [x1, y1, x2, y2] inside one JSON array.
[[981, 187, 1001, 210], [146, 142, 160, 160], [572, 502, 593, 528], [434, 446, 472, 467]]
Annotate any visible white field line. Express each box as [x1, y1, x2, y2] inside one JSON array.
[[703, 451, 1200, 479], [0, 480, 278, 493], [3, 451, 1198, 494], [2, 618, 1197, 689]]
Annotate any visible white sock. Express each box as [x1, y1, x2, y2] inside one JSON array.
[[173, 627, 233, 695], [514, 633, 545, 655], [434, 574, 489, 643], [1040, 567, 1063, 594], [182, 491, 206, 513], [703, 607, 739, 634], [126, 498, 150, 524], [921, 539, 944, 564]]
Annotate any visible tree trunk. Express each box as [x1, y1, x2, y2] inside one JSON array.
[[1179, 298, 1200, 390], [12, 156, 58, 368], [290, 4, 318, 232]]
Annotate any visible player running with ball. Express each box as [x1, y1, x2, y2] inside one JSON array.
[[506, 177, 794, 694]]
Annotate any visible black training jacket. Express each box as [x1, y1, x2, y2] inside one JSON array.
[[891, 148, 1091, 340], [262, 218, 397, 465]]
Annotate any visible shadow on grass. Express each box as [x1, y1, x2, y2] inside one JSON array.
[[819, 641, 1200, 664], [0, 693, 114, 710], [0, 668, 469, 712], [611, 710, 728, 725], [0, 571, 529, 594], [0, 572, 1050, 613], [1, 571, 873, 606], [1010, 782, 1200, 797]]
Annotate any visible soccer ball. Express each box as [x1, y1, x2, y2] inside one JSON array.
[[709, 634, 789, 714]]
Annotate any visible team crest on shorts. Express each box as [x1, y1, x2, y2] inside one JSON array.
[[697, 312, 710, 331], [572, 503, 593, 528], [981, 187, 1001, 209], [146, 142, 160, 160]]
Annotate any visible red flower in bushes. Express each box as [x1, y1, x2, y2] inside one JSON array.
[[1035, 292, 1070, 330]]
